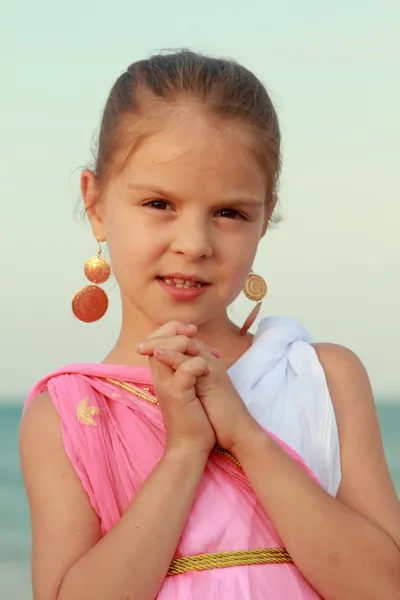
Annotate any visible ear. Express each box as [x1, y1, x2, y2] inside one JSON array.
[[261, 193, 278, 238], [81, 169, 106, 242]]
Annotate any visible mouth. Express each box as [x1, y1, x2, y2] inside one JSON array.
[[157, 274, 209, 289]]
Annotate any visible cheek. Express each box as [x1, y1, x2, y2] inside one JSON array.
[[106, 219, 166, 284], [221, 238, 257, 289]]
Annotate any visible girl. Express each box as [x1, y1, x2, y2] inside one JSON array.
[[20, 50, 400, 600]]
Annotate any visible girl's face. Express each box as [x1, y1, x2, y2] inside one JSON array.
[[83, 110, 270, 331]]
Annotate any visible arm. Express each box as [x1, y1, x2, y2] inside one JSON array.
[[232, 344, 400, 600], [20, 393, 207, 600]]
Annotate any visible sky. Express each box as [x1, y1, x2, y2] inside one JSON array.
[[0, 0, 399, 402]]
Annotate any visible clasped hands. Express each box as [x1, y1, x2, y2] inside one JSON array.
[[137, 321, 262, 457]]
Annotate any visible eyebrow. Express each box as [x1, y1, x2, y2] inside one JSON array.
[[128, 183, 181, 201], [127, 183, 265, 207]]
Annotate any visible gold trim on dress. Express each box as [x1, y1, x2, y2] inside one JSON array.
[[168, 547, 293, 575], [102, 377, 294, 574], [104, 378, 241, 467]]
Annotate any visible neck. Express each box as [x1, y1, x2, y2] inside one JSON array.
[[103, 300, 253, 369]]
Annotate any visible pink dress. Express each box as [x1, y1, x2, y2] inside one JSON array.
[[26, 317, 340, 599]]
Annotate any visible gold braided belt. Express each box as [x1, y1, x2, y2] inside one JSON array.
[[103, 379, 294, 575], [168, 547, 293, 575]]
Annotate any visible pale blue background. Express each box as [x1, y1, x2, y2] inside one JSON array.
[[1, 0, 399, 400]]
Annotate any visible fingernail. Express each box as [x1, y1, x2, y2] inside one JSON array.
[[137, 342, 144, 349]]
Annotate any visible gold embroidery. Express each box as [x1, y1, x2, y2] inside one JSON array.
[[76, 398, 101, 426], [103, 378, 241, 468], [213, 445, 241, 468], [105, 378, 159, 405]]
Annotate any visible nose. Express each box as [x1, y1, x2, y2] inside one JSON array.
[[170, 215, 212, 261]]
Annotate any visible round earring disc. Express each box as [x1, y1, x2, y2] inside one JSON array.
[[243, 274, 267, 302], [84, 256, 111, 284], [72, 285, 108, 322]]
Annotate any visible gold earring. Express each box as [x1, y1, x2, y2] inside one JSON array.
[[240, 271, 267, 335], [72, 238, 111, 323]]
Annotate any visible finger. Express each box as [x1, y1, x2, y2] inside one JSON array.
[[148, 354, 176, 394], [146, 321, 197, 341], [174, 356, 211, 393], [152, 351, 210, 391], [153, 347, 190, 371], [138, 335, 200, 357]]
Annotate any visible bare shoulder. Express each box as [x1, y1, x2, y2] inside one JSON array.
[[313, 343, 400, 546], [20, 391, 60, 446], [20, 392, 101, 600], [20, 391, 71, 484], [311, 342, 375, 454], [312, 342, 369, 388], [312, 341, 379, 449], [20, 392, 62, 484]]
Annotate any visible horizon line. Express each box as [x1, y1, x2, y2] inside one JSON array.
[[1, 396, 399, 406]]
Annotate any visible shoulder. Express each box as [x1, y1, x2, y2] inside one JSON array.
[[313, 342, 366, 371], [313, 343, 400, 546], [312, 342, 374, 433], [20, 390, 86, 496], [21, 392, 60, 442], [20, 391, 100, 530], [312, 343, 370, 391], [20, 392, 64, 478], [312, 343, 373, 419], [20, 394, 101, 599]]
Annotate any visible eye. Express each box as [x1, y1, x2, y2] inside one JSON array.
[[217, 208, 246, 220], [144, 200, 172, 210]]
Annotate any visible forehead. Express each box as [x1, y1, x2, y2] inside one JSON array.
[[121, 111, 267, 199]]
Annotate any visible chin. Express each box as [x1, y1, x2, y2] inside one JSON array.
[[143, 305, 211, 328]]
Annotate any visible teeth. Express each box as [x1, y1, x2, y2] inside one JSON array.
[[161, 277, 204, 289]]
